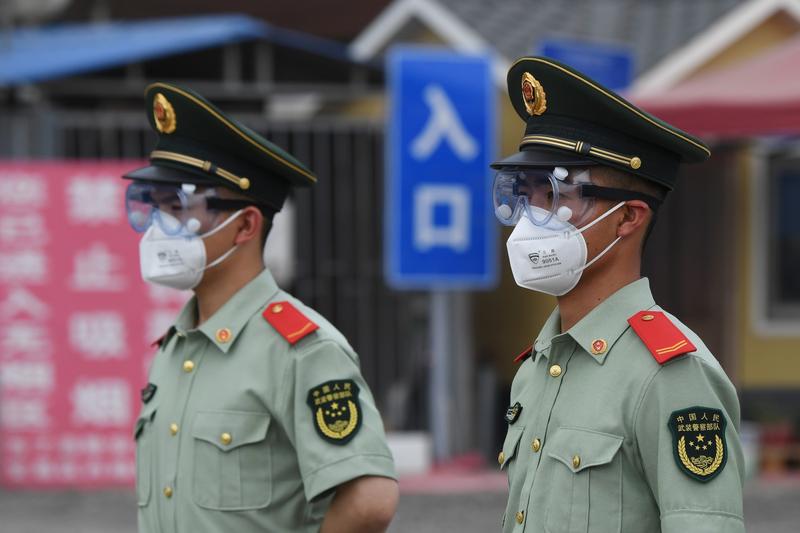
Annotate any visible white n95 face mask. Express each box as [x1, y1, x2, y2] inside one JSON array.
[[139, 210, 243, 291], [506, 202, 625, 296]]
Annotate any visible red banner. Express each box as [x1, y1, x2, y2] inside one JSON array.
[[0, 161, 189, 488]]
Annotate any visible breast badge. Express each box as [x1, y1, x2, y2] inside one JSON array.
[[307, 379, 362, 444], [668, 407, 727, 482], [505, 402, 523, 424]]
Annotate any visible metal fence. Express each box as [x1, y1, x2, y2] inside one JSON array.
[[3, 109, 430, 431]]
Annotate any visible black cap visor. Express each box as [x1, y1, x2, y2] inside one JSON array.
[[491, 146, 595, 169]]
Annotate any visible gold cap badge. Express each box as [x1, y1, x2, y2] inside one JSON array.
[[521, 72, 547, 116], [153, 93, 177, 134]]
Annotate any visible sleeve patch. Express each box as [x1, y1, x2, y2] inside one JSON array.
[[628, 311, 696, 364], [668, 407, 727, 482], [307, 379, 362, 445], [263, 301, 319, 345]]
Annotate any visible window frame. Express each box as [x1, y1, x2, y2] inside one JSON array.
[[751, 140, 800, 336]]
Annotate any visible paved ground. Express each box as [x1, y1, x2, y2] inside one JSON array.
[[1, 476, 798, 532]]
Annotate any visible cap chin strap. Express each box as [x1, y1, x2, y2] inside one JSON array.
[[573, 201, 625, 275]]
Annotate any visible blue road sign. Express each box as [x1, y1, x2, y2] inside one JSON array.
[[539, 38, 634, 91], [386, 48, 496, 289]]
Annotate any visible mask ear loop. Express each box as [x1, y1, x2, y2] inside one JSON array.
[[197, 209, 245, 271], [573, 201, 626, 274]]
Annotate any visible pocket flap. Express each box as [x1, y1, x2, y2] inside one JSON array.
[[192, 410, 271, 452], [500, 426, 525, 469], [133, 401, 158, 440], [546, 427, 623, 473]]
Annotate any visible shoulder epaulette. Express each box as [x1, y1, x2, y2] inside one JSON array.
[[263, 301, 319, 345], [514, 344, 534, 364], [627, 310, 696, 364]]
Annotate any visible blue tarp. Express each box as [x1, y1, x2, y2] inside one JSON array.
[[0, 14, 351, 86]]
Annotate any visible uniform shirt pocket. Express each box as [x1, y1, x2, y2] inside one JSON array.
[[134, 402, 158, 507], [191, 410, 272, 511], [544, 427, 624, 533], [500, 425, 525, 471]]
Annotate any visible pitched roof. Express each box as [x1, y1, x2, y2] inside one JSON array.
[[351, 0, 747, 75], [633, 34, 800, 136]]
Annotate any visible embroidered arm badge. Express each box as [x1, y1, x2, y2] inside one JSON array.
[[668, 407, 727, 482], [263, 301, 319, 345], [628, 311, 696, 364], [307, 379, 362, 445]]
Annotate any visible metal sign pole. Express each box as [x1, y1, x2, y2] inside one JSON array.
[[429, 289, 452, 461]]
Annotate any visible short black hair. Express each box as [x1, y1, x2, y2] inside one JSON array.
[[589, 166, 668, 252], [210, 185, 277, 250]]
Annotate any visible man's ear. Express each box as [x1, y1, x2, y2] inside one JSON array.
[[617, 200, 651, 238], [233, 207, 263, 245]]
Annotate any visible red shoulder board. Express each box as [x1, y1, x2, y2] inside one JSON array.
[[513, 344, 534, 364], [263, 301, 319, 345], [628, 311, 696, 364]]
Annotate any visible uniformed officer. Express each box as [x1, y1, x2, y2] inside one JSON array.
[[124, 83, 398, 533], [492, 58, 745, 532]]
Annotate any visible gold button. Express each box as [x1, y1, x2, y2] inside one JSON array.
[[272, 304, 283, 314], [630, 156, 642, 170], [642, 314, 655, 321], [531, 438, 541, 452], [220, 432, 232, 445], [163, 486, 173, 498], [515, 511, 524, 524], [182, 360, 195, 373], [549, 364, 562, 378], [169, 423, 179, 436], [572, 455, 581, 469], [497, 451, 505, 465]]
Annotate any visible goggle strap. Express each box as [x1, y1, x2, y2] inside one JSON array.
[[205, 198, 268, 212], [579, 184, 662, 211]]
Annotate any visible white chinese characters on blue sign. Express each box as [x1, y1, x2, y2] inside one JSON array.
[[386, 49, 496, 289]]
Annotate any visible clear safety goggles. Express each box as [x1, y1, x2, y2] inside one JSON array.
[[492, 166, 661, 227], [125, 182, 258, 236]]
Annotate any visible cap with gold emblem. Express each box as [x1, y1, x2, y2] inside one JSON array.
[[124, 82, 316, 211], [493, 57, 711, 190]]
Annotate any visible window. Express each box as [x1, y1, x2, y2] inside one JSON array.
[[755, 144, 800, 331]]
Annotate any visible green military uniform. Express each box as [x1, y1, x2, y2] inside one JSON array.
[[493, 58, 745, 532], [126, 84, 396, 533], [135, 270, 395, 532], [500, 279, 744, 532]]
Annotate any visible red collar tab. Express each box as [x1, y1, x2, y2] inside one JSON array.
[[514, 344, 534, 364], [627, 311, 696, 364], [263, 301, 319, 345]]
